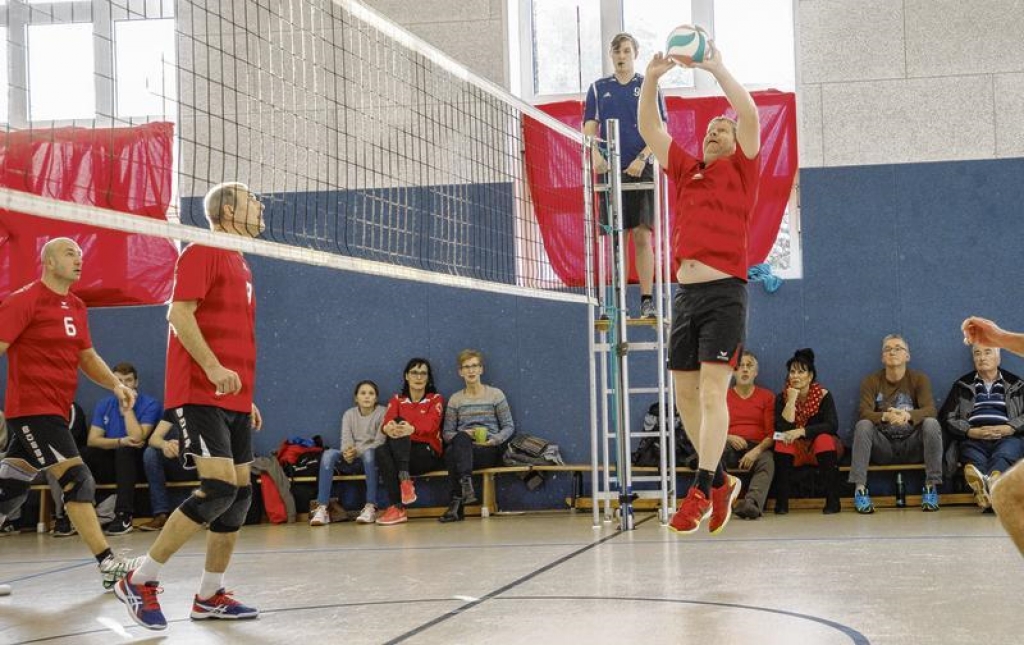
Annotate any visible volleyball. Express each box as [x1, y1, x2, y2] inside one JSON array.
[[665, 25, 708, 65]]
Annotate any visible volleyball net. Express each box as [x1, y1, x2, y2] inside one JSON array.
[[0, 0, 592, 305]]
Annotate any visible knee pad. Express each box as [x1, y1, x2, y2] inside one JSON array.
[[210, 485, 252, 533], [180, 478, 238, 526], [57, 464, 96, 505]]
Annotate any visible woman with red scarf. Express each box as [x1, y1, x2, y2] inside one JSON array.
[[773, 348, 842, 515]]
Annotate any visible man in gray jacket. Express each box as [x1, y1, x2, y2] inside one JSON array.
[[940, 344, 1024, 510]]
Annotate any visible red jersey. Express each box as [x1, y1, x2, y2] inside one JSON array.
[[0, 281, 92, 419], [165, 244, 256, 413], [383, 392, 445, 455], [667, 140, 760, 280], [726, 386, 775, 443]]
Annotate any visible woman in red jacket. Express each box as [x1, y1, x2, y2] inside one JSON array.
[[374, 358, 445, 525]]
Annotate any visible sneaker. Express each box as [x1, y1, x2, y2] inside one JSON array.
[[708, 473, 742, 535], [104, 513, 134, 536], [854, 488, 875, 514], [400, 479, 417, 505], [309, 504, 329, 526], [100, 552, 145, 591], [640, 298, 657, 319], [963, 464, 990, 509], [52, 515, 77, 537], [734, 497, 761, 520], [0, 519, 17, 536], [114, 572, 167, 631], [191, 588, 259, 620], [139, 513, 167, 532], [375, 506, 408, 526], [668, 487, 712, 535], [355, 504, 377, 524], [921, 486, 940, 512]]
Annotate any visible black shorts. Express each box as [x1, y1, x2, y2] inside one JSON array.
[[598, 166, 655, 231], [669, 278, 747, 371], [168, 405, 254, 469], [4, 415, 80, 469]]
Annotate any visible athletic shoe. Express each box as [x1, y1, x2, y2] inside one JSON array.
[[51, 515, 77, 537], [355, 504, 377, 524], [963, 463, 990, 509], [734, 496, 761, 520], [708, 473, 742, 535], [854, 488, 875, 514], [309, 504, 329, 526], [400, 479, 417, 505], [191, 588, 259, 620], [0, 519, 17, 536], [115, 572, 167, 630], [921, 486, 940, 512], [104, 513, 134, 536], [375, 506, 408, 526], [100, 552, 145, 591], [640, 298, 657, 319], [668, 487, 711, 535], [138, 513, 167, 532]]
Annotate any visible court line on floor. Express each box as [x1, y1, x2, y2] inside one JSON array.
[[380, 514, 660, 644], [501, 595, 870, 644]]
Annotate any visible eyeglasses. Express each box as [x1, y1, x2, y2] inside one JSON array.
[[882, 346, 907, 354], [461, 363, 482, 371], [407, 370, 429, 377]]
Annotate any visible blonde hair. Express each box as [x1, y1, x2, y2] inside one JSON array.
[[203, 182, 248, 227], [457, 349, 484, 368]]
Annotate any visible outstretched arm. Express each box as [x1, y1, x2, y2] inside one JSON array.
[[637, 53, 677, 168], [692, 39, 760, 158], [963, 316, 1024, 357]]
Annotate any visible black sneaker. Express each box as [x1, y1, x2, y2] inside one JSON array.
[[104, 513, 134, 536], [52, 515, 77, 537], [640, 298, 657, 319]]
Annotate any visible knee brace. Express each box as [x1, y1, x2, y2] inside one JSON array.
[[180, 478, 238, 526], [210, 485, 252, 533], [57, 464, 96, 505]]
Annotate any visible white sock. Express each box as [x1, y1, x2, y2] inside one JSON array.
[[198, 570, 225, 600], [134, 555, 163, 584]]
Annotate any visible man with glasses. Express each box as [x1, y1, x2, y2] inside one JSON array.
[[116, 182, 265, 631], [724, 351, 776, 520], [848, 334, 943, 514], [437, 349, 515, 523]]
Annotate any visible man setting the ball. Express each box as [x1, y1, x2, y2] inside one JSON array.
[[638, 27, 761, 535]]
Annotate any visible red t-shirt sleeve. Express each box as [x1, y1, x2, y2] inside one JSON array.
[[172, 245, 216, 303], [382, 395, 400, 425], [76, 299, 94, 350], [667, 140, 700, 186], [0, 290, 35, 344]]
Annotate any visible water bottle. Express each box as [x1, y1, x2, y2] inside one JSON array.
[[895, 473, 906, 507]]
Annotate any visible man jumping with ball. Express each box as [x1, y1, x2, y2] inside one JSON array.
[[116, 182, 265, 630], [638, 29, 761, 535]]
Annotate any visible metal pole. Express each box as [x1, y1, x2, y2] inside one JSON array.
[[583, 134, 601, 528]]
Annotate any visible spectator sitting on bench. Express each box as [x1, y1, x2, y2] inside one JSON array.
[[310, 380, 386, 526], [375, 358, 445, 526], [773, 348, 842, 515], [725, 351, 776, 520], [439, 349, 515, 523], [849, 334, 942, 514], [140, 409, 196, 531], [83, 362, 161, 535], [940, 344, 1024, 511]]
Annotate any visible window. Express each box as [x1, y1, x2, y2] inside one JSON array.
[[530, 0, 601, 96], [623, 0, 693, 89], [115, 18, 176, 119], [27, 23, 95, 121]]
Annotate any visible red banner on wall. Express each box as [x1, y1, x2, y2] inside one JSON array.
[[523, 91, 798, 286], [0, 122, 177, 306]]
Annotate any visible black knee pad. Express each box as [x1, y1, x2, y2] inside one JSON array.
[[180, 478, 238, 525], [210, 485, 252, 533], [57, 464, 96, 504]]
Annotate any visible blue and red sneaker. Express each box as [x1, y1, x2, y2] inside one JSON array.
[[114, 571, 167, 631], [191, 589, 259, 620]]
